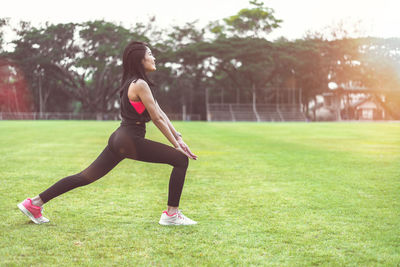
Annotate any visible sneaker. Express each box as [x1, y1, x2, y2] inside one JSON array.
[[159, 209, 197, 226], [17, 198, 50, 224]]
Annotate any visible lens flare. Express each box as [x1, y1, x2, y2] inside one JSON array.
[[0, 59, 32, 114]]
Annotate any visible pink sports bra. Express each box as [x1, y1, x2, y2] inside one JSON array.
[[129, 100, 146, 114]]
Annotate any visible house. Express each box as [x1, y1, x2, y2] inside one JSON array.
[[351, 96, 386, 120], [315, 86, 392, 121]]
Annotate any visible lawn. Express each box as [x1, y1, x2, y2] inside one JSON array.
[[0, 121, 399, 266]]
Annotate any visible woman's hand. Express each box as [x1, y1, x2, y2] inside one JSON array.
[[177, 138, 197, 160], [175, 146, 196, 160]]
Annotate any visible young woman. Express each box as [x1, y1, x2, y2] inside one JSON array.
[[17, 41, 198, 226]]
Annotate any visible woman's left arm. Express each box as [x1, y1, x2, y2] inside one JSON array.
[[155, 102, 181, 140], [155, 102, 198, 160]]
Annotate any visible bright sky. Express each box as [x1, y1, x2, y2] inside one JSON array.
[[1, 0, 399, 41]]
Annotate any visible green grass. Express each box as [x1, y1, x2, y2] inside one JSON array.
[[0, 121, 399, 266]]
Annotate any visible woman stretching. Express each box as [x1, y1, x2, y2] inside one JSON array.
[[17, 41, 198, 226]]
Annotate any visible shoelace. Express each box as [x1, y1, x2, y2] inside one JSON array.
[[177, 210, 184, 220]]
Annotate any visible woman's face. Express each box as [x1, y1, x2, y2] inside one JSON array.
[[142, 47, 156, 72]]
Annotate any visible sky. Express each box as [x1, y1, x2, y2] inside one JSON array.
[[1, 0, 399, 41]]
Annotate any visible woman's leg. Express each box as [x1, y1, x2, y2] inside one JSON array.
[[37, 145, 123, 204], [35, 126, 188, 207], [133, 138, 189, 208], [110, 131, 189, 208]]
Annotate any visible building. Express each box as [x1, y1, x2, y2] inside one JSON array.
[[351, 96, 386, 120]]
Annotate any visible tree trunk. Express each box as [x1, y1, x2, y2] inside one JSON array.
[[252, 83, 256, 109], [96, 112, 103, 121], [313, 95, 317, 121]]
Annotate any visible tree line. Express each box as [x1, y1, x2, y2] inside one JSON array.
[[1, 1, 399, 120]]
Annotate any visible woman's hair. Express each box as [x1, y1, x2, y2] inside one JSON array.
[[121, 41, 154, 87]]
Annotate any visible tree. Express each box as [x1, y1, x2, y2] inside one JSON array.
[[223, 0, 282, 38], [292, 39, 331, 118], [74, 20, 145, 117], [203, 0, 283, 110], [160, 21, 211, 119], [9, 21, 77, 113], [8, 20, 150, 117], [0, 18, 8, 53], [357, 37, 400, 118]]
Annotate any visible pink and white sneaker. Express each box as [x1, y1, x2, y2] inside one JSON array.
[[17, 198, 50, 224], [159, 210, 197, 226]]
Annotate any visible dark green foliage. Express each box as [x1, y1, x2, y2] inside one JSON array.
[[0, 3, 399, 118]]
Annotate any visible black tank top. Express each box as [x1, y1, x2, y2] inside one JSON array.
[[119, 78, 152, 126]]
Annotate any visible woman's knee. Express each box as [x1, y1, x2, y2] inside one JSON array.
[[176, 154, 189, 169]]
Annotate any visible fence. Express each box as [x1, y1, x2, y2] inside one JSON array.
[[0, 112, 201, 121], [207, 103, 307, 122], [0, 106, 306, 122]]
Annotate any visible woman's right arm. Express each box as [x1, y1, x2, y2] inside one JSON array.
[[132, 80, 179, 148]]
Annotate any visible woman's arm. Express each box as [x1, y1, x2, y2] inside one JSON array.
[[155, 101, 197, 160], [129, 80, 196, 159], [132, 80, 179, 148], [155, 101, 182, 139]]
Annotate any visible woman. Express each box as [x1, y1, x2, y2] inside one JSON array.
[[17, 41, 198, 226]]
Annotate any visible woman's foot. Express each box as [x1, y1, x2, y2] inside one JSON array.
[[17, 198, 50, 224], [159, 209, 197, 225], [31, 195, 44, 207]]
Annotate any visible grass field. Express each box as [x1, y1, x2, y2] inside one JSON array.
[[0, 121, 399, 266]]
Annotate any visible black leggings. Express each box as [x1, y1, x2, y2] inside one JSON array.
[[39, 125, 189, 207]]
